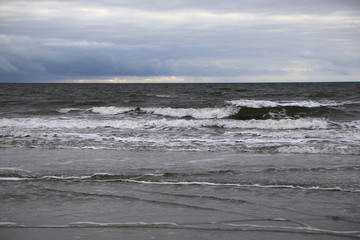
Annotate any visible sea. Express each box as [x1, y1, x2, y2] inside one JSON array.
[[0, 82, 359, 239]]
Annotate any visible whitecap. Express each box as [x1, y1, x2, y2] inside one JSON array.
[[227, 99, 357, 108], [155, 94, 172, 98], [227, 99, 279, 108], [143, 107, 238, 119], [89, 106, 135, 115], [0, 117, 329, 130]]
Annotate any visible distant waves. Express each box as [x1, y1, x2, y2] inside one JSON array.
[[0, 83, 359, 154]]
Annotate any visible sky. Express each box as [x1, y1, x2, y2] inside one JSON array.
[[0, 0, 360, 83]]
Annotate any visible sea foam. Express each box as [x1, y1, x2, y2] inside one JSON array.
[[143, 107, 238, 119], [0, 117, 328, 130], [226, 99, 356, 108]]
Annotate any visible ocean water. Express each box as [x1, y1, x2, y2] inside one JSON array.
[[0, 83, 359, 239]]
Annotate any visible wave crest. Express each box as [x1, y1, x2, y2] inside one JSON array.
[[227, 99, 356, 108], [0, 117, 329, 130], [143, 107, 238, 119], [55, 98, 358, 120]]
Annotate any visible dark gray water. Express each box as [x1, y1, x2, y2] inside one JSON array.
[[1, 83, 360, 154], [0, 83, 360, 239]]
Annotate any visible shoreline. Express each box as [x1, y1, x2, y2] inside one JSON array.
[[1, 148, 359, 240]]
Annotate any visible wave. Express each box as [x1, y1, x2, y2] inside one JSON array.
[[0, 117, 329, 130], [0, 177, 30, 181], [58, 107, 135, 115], [226, 99, 360, 120], [155, 94, 172, 98], [52, 98, 360, 120], [89, 106, 136, 115], [142, 107, 238, 119], [228, 104, 335, 121], [123, 180, 360, 192], [0, 221, 179, 228], [0, 167, 31, 173], [57, 108, 83, 114], [64, 106, 239, 119], [1, 173, 358, 193], [2, 117, 358, 155], [226, 99, 357, 108]]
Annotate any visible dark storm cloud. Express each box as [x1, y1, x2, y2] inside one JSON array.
[[0, 0, 359, 82]]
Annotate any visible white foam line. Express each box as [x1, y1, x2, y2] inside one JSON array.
[[41, 176, 91, 180], [0, 221, 180, 229], [91, 173, 114, 176], [0, 222, 18, 226], [0, 175, 96, 181], [69, 221, 178, 227], [224, 223, 360, 235], [0, 177, 30, 181], [123, 180, 360, 192]]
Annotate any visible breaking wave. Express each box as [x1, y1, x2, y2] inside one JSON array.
[[142, 107, 238, 119], [54, 99, 359, 120], [226, 99, 357, 108], [0, 117, 329, 130], [2, 95, 359, 155], [59, 106, 239, 119]]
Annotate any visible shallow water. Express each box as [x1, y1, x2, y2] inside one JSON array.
[[1, 149, 359, 239]]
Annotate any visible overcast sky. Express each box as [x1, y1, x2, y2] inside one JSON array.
[[1, 0, 359, 83]]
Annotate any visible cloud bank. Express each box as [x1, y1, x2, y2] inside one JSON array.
[[0, 0, 359, 82]]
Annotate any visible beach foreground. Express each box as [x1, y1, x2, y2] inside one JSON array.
[[1, 148, 359, 239]]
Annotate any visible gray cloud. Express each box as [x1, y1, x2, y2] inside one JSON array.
[[0, 0, 359, 82]]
